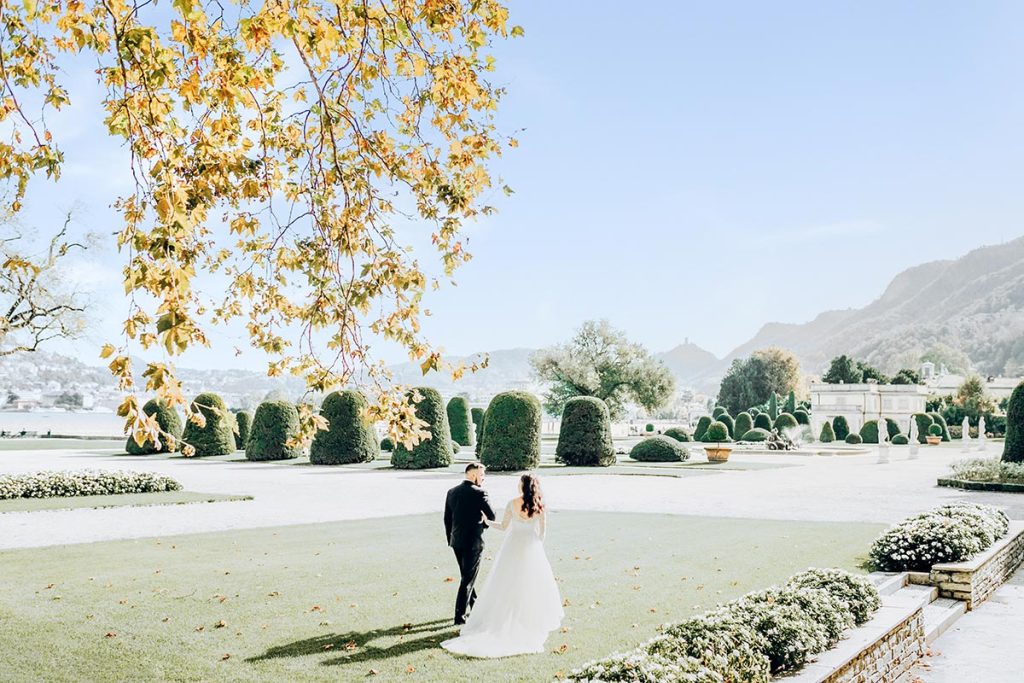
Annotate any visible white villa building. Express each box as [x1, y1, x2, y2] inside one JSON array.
[[809, 382, 928, 437]]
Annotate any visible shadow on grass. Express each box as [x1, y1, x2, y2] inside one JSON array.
[[248, 619, 455, 666]]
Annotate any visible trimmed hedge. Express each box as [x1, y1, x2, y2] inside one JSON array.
[[234, 410, 252, 450], [629, 435, 689, 463], [870, 503, 1009, 571], [309, 390, 379, 465], [734, 413, 753, 442], [1004, 381, 1024, 463], [126, 398, 183, 455], [793, 409, 810, 426], [768, 394, 779, 420], [819, 421, 835, 443], [479, 391, 542, 471], [703, 421, 731, 443], [664, 426, 691, 443], [391, 387, 453, 469], [717, 414, 735, 438], [380, 437, 394, 451], [694, 416, 713, 441], [891, 434, 909, 445], [446, 397, 475, 447], [753, 413, 772, 431], [832, 416, 850, 441], [471, 407, 485, 453], [182, 392, 236, 457], [784, 391, 796, 415], [645, 423, 655, 432], [774, 413, 798, 432], [928, 423, 943, 437], [712, 406, 727, 419], [913, 413, 934, 445], [859, 420, 881, 444], [885, 417, 901, 439], [928, 412, 951, 442], [246, 400, 303, 461], [742, 428, 771, 442], [845, 433, 862, 444], [0, 469, 182, 499], [556, 397, 615, 467]]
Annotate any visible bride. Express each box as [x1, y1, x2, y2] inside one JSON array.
[[441, 473, 564, 658]]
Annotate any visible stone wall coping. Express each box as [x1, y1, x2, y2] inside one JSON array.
[[931, 521, 1024, 573]]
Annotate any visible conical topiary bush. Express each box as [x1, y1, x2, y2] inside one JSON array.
[[819, 421, 835, 443], [555, 396, 615, 467], [446, 396, 475, 447], [246, 400, 303, 461], [310, 390, 379, 465], [479, 391, 542, 471], [126, 398, 183, 455], [182, 392, 236, 457], [1003, 381, 1024, 463], [391, 387, 453, 469]]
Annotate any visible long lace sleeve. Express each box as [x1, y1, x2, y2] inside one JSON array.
[[485, 501, 513, 531], [538, 511, 547, 541]]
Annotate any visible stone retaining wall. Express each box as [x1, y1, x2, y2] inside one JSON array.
[[822, 609, 924, 683], [929, 523, 1024, 610]]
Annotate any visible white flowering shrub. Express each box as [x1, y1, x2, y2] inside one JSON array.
[[559, 643, 722, 683], [736, 586, 854, 652], [869, 502, 1009, 571], [786, 568, 880, 625], [657, 609, 770, 682], [948, 457, 1024, 483], [0, 470, 182, 500]]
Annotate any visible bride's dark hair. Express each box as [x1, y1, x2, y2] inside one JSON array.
[[520, 473, 544, 518]]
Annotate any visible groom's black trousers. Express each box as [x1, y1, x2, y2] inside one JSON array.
[[453, 540, 484, 624]]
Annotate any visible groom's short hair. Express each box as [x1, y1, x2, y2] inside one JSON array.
[[465, 462, 485, 474]]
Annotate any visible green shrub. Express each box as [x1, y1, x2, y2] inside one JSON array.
[[753, 413, 772, 431], [694, 416, 712, 441], [845, 433, 862, 444], [0, 470, 182, 499], [629, 435, 689, 463], [1004, 382, 1024, 463], [246, 400, 303, 461], [645, 422, 655, 432], [859, 420, 881, 444], [391, 387, 453, 469], [555, 397, 615, 467], [768, 393, 779, 420], [819, 421, 835, 443], [712, 406, 727, 419], [784, 391, 796, 415], [928, 412, 951, 441], [380, 437, 394, 451], [309, 390, 379, 465], [733, 413, 753, 441], [885, 417, 901, 439], [446, 397, 475, 447], [471, 408, 484, 452], [786, 568, 881, 626], [891, 434, 909, 445], [452, 440, 461, 455], [479, 391, 542, 471], [928, 423, 943, 437], [952, 457, 1024, 483], [181, 392, 236, 457], [663, 426, 691, 442], [870, 503, 1009, 571], [703, 421, 731, 443], [717, 414, 735, 438], [774, 413, 798, 432], [742, 428, 771, 442], [234, 410, 252, 450], [125, 398, 183, 455], [792, 409, 810, 425], [832, 415, 850, 441], [913, 413, 934, 444]]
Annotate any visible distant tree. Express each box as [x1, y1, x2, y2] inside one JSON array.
[[5, 392, 18, 406], [954, 375, 996, 426], [716, 348, 800, 416], [857, 361, 888, 384], [530, 320, 675, 419], [822, 355, 862, 384], [890, 368, 921, 385], [54, 391, 83, 409]]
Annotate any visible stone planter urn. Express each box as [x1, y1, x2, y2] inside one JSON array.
[[704, 445, 732, 462], [926, 435, 942, 445]]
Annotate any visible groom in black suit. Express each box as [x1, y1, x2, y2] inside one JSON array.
[[444, 462, 496, 625]]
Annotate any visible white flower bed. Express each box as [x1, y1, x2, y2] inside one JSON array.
[[869, 502, 1009, 572], [0, 470, 182, 500], [949, 457, 1024, 484]]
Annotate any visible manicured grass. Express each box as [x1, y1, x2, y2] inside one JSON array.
[[0, 512, 882, 683], [0, 491, 252, 514]]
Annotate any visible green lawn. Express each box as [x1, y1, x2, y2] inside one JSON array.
[[0, 512, 882, 683], [0, 491, 252, 514]]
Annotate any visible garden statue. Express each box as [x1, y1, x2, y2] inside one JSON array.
[[962, 417, 971, 452], [978, 416, 987, 451], [876, 416, 889, 464], [907, 419, 918, 459]]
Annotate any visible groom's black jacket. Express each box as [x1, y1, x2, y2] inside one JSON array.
[[445, 480, 496, 548]]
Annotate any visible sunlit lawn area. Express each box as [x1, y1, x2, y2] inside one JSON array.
[[0, 491, 250, 514], [0, 512, 882, 682]]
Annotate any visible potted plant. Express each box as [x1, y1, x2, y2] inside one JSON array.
[[702, 420, 733, 462], [926, 423, 943, 446]]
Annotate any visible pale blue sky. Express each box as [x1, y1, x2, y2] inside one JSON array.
[[16, 1, 1024, 369]]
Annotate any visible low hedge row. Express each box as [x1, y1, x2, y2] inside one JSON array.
[[629, 435, 690, 463], [561, 567, 879, 682], [0, 470, 182, 499]]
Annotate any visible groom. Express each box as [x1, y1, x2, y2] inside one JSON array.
[[444, 462, 496, 625]]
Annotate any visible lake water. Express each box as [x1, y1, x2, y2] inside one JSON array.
[[0, 412, 126, 437]]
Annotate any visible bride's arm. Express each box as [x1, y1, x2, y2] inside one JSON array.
[[538, 510, 547, 541], [484, 501, 512, 530]]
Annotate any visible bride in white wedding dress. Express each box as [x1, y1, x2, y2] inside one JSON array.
[[441, 473, 563, 658]]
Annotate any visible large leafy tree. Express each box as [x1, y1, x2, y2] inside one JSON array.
[[530, 320, 675, 419], [717, 347, 801, 416], [0, 0, 520, 452], [822, 355, 862, 384]]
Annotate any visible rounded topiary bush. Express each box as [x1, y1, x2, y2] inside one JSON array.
[[885, 417, 902, 440], [742, 427, 772, 442], [703, 421, 731, 443], [1004, 381, 1024, 463], [479, 391, 542, 471], [832, 416, 850, 441], [928, 423, 943, 437], [793, 409, 810, 426], [246, 400, 303, 461], [913, 413, 934, 444], [629, 435, 689, 462], [754, 412, 772, 431], [182, 392, 236, 457], [819, 421, 835, 443], [694, 415, 712, 441], [891, 434, 909, 445], [859, 419, 881, 444], [234, 410, 252, 450], [471, 407, 485, 452], [126, 398, 183, 455], [774, 412, 798, 432], [446, 396, 475, 447], [645, 422, 655, 433], [928, 412, 951, 441], [380, 436, 394, 451], [309, 390, 379, 465], [712, 406, 727, 419], [734, 412, 753, 442], [391, 387, 453, 469], [845, 433, 863, 445], [717, 414, 735, 438], [555, 397, 615, 467], [663, 426, 691, 442]]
